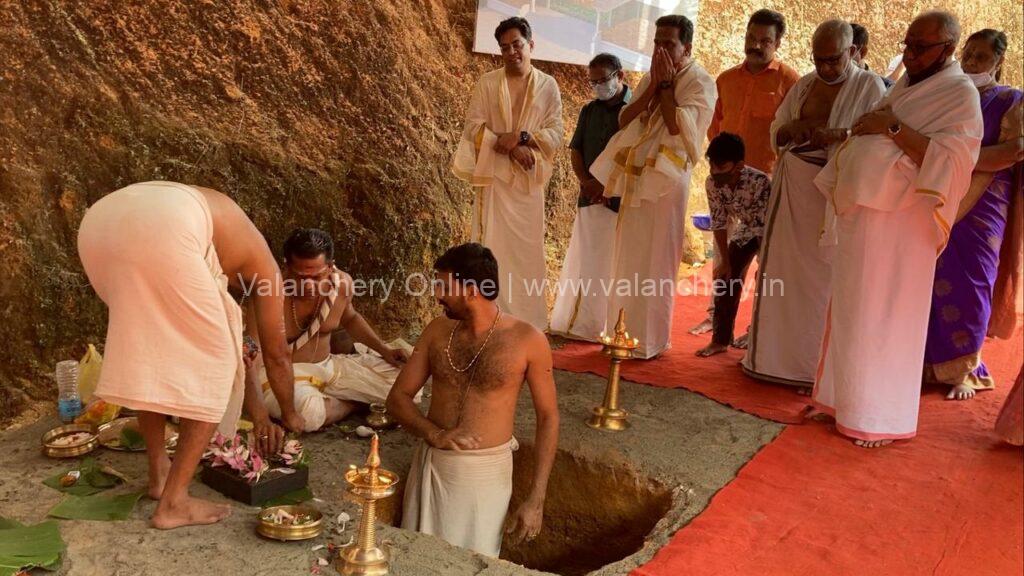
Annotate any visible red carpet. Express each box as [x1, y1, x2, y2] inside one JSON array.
[[552, 290, 1024, 576]]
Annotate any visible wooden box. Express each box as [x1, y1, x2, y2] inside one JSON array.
[[200, 463, 309, 506]]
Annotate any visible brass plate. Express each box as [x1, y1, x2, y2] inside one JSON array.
[[97, 417, 177, 452], [41, 424, 98, 458], [257, 505, 324, 541]]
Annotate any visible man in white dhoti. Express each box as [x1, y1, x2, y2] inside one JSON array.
[[812, 12, 983, 447], [387, 243, 558, 557], [589, 14, 717, 359], [743, 21, 886, 390], [550, 54, 631, 341], [77, 181, 304, 529], [241, 228, 418, 432], [452, 17, 564, 331]]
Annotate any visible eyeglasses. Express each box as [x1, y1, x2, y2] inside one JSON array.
[[588, 72, 618, 86], [899, 39, 952, 56], [812, 52, 846, 66], [499, 39, 527, 54]]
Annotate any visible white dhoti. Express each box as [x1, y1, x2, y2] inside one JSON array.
[[606, 186, 689, 358], [744, 149, 832, 384], [814, 202, 937, 439], [260, 341, 419, 432], [401, 438, 518, 557], [745, 66, 886, 385], [453, 68, 564, 331], [549, 204, 618, 341], [77, 181, 244, 435]]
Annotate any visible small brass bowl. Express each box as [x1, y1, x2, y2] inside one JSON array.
[[257, 505, 323, 541], [41, 424, 98, 458]]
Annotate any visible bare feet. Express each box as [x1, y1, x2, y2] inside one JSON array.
[[148, 454, 172, 500], [696, 342, 729, 357], [731, 333, 749, 349], [854, 439, 893, 448], [688, 318, 713, 335], [946, 384, 976, 401], [151, 496, 232, 529]]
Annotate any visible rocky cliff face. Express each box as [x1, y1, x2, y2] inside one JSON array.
[[1, 0, 1019, 423]]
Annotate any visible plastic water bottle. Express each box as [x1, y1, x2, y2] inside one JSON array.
[[56, 360, 82, 423]]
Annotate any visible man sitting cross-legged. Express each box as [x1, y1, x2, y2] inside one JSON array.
[[242, 228, 419, 434], [387, 242, 559, 557]]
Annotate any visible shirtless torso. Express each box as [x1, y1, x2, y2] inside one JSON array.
[[508, 70, 530, 129], [798, 80, 843, 135]]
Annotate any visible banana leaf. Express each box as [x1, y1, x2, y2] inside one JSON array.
[[42, 458, 123, 496], [0, 518, 64, 575], [261, 486, 314, 508], [119, 427, 146, 451], [48, 492, 143, 521]]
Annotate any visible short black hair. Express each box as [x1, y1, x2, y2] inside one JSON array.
[[748, 9, 786, 39], [850, 22, 869, 48], [283, 228, 334, 262], [495, 17, 532, 42], [706, 132, 745, 165], [433, 243, 499, 300], [589, 53, 622, 72], [655, 14, 694, 44]]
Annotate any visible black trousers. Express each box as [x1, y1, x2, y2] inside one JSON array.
[[712, 237, 761, 346]]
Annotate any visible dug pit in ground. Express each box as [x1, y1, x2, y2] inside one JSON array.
[[0, 370, 781, 575]]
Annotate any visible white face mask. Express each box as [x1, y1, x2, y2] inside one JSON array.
[[593, 78, 620, 101], [966, 71, 994, 88], [817, 61, 851, 86]]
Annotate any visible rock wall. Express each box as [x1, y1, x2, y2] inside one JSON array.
[[1, 0, 1019, 423]]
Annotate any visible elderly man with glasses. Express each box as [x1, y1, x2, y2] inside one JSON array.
[[452, 16, 563, 331], [811, 11, 984, 448], [743, 20, 886, 389]]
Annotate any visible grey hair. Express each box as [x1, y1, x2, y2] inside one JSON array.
[[813, 19, 853, 48], [916, 10, 962, 43]]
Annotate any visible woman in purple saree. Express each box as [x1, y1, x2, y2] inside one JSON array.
[[925, 29, 1023, 400]]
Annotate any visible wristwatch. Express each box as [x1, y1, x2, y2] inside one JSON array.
[[658, 80, 672, 90], [887, 121, 902, 138], [519, 131, 530, 146]]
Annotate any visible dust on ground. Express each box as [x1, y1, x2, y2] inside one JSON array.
[[0, 370, 781, 576]]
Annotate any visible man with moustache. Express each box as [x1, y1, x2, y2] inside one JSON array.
[[813, 11, 983, 447], [387, 243, 559, 556], [452, 17, 563, 331]]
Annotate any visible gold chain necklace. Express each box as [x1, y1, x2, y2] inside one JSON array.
[[445, 309, 501, 373]]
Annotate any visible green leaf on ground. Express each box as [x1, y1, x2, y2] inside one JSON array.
[[261, 486, 314, 508], [0, 519, 65, 576], [42, 458, 123, 496], [47, 492, 143, 521]]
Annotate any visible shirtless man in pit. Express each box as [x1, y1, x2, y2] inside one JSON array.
[[387, 243, 559, 556]]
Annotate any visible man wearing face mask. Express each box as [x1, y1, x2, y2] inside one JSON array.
[[851, 23, 894, 88], [589, 14, 717, 359], [742, 20, 885, 387], [550, 54, 631, 341], [709, 9, 801, 175], [812, 11, 983, 448], [695, 133, 771, 358]]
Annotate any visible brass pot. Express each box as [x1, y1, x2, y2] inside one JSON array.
[[365, 403, 392, 430], [257, 505, 324, 541], [41, 424, 98, 458]]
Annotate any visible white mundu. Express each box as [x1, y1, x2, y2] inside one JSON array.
[[549, 204, 618, 341], [812, 61, 982, 441], [452, 67, 563, 331], [589, 62, 717, 358], [743, 64, 885, 385]]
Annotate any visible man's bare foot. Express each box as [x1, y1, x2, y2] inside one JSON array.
[[147, 455, 172, 500], [731, 334, 749, 349], [696, 343, 729, 357], [854, 439, 893, 448], [151, 496, 232, 529], [688, 318, 713, 335], [946, 384, 976, 401]]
